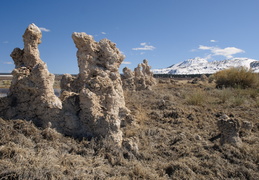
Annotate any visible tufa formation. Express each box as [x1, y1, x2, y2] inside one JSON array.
[[0, 24, 132, 145], [217, 115, 242, 147], [69, 32, 131, 144], [122, 59, 156, 91], [0, 24, 62, 128]]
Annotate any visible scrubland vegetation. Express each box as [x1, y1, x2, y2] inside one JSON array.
[[0, 68, 259, 179], [214, 67, 259, 89]]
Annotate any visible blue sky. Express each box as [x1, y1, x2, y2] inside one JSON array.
[[1, 0, 259, 74]]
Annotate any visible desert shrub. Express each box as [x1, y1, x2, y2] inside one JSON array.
[[230, 95, 245, 107], [216, 88, 233, 103], [214, 67, 258, 89], [208, 74, 215, 83], [241, 88, 259, 99], [185, 89, 206, 106]]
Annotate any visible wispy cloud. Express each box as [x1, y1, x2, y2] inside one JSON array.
[[39, 27, 50, 32], [210, 40, 217, 43], [132, 42, 155, 51], [190, 49, 197, 52], [198, 45, 245, 59], [199, 45, 212, 50], [122, 61, 131, 65], [101, 32, 106, 35], [3, 61, 13, 65], [2, 41, 9, 44]]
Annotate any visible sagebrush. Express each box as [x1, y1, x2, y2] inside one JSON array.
[[214, 66, 259, 88]]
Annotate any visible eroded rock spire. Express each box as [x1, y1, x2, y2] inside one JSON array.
[[122, 59, 156, 91], [69, 32, 130, 144], [5, 23, 62, 126]]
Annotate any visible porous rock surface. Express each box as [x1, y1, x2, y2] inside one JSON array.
[[122, 59, 156, 91], [63, 32, 130, 144], [0, 24, 62, 128], [121, 67, 135, 91], [217, 115, 242, 146], [0, 24, 131, 145]]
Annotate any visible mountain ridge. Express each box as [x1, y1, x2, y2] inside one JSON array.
[[152, 57, 259, 74]]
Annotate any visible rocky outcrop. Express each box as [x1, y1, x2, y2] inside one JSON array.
[[68, 32, 130, 144], [217, 115, 242, 147], [60, 74, 76, 92], [0, 24, 131, 146], [121, 67, 135, 91], [122, 59, 156, 91], [3, 24, 62, 128]]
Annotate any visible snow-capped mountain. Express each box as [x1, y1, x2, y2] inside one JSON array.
[[152, 57, 259, 74]]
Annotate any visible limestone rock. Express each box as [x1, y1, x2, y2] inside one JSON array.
[[136, 59, 156, 90], [71, 32, 130, 145], [134, 64, 146, 90], [217, 115, 242, 146], [6, 24, 62, 127], [122, 59, 156, 91], [60, 74, 76, 92], [0, 24, 132, 145], [121, 67, 135, 91]]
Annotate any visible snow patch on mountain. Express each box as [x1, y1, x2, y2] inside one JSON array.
[[152, 57, 259, 74]]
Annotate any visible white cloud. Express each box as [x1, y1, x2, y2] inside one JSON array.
[[210, 40, 217, 43], [101, 32, 106, 35], [122, 61, 131, 65], [3, 61, 13, 65], [39, 27, 50, 32], [198, 45, 245, 59], [2, 41, 9, 44], [199, 45, 211, 50], [132, 42, 155, 51]]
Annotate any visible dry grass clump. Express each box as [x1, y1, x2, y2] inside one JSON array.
[[214, 67, 259, 89], [216, 88, 233, 103], [0, 77, 259, 179], [184, 89, 207, 106], [212, 87, 259, 107]]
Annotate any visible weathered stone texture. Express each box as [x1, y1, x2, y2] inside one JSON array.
[[4, 24, 62, 128], [122, 59, 156, 91], [0, 24, 132, 146], [121, 67, 135, 91], [69, 32, 130, 144], [217, 115, 242, 146]]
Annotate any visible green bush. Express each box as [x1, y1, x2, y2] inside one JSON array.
[[214, 67, 259, 89]]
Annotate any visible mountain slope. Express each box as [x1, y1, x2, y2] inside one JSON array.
[[152, 57, 259, 74]]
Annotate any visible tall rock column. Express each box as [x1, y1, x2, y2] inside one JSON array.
[[72, 32, 129, 145], [121, 67, 135, 91], [7, 24, 62, 126], [133, 59, 156, 91], [141, 59, 156, 89]]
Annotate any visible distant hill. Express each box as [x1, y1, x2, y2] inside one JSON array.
[[0, 73, 12, 76], [152, 57, 259, 74]]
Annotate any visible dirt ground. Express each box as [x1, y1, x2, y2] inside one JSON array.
[[0, 78, 258, 179]]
